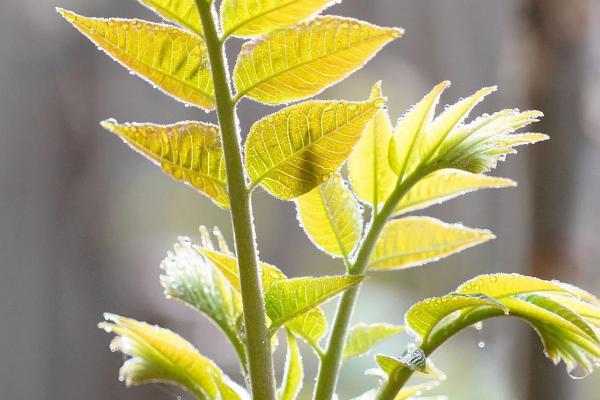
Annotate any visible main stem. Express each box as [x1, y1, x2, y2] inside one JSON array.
[[196, 2, 276, 399], [314, 169, 431, 400]]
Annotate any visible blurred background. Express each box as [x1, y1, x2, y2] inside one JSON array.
[[1, 0, 599, 399]]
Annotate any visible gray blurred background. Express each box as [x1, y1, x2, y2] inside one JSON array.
[[1, 0, 599, 399]]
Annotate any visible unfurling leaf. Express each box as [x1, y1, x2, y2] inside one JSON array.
[[388, 82, 546, 179], [296, 173, 363, 259], [221, 0, 335, 38], [406, 273, 600, 375], [369, 217, 494, 271], [348, 81, 397, 210], [265, 275, 364, 330], [197, 241, 328, 347], [160, 236, 245, 365], [394, 169, 515, 216], [343, 323, 404, 360], [101, 120, 228, 207], [233, 16, 402, 104], [246, 98, 384, 199], [57, 9, 215, 110], [137, 0, 203, 37], [279, 330, 304, 400], [99, 314, 244, 400]]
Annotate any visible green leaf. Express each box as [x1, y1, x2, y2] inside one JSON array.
[[221, 0, 335, 38], [368, 217, 494, 271], [137, 0, 203, 37], [246, 98, 384, 199], [99, 314, 244, 400], [296, 173, 363, 259], [405, 293, 507, 344], [265, 275, 364, 330], [197, 245, 328, 347], [394, 169, 516, 216], [405, 273, 600, 375], [279, 330, 304, 400], [57, 9, 215, 110], [348, 81, 397, 210], [343, 323, 404, 360], [388, 82, 546, 178], [101, 120, 228, 207], [233, 16, 402, 104], [159, 235, 246, 366]]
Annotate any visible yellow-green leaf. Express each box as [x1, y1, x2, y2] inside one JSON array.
[[233, 16, 402, 104], [221, 0, 335, 38], [160, 236, 246, 366], [101, 120, 228, 207], [389, 81, 449, 177], [296, 173, 363, 259], [348, 81, 397, 210], [279, 330, 303, 400], [246, 98, 384, 199], [57, 9, 215, 110], [394, 169, 516, 216], [343, 323, 404, 360], [265, 275, 364, 330], [197, 245, 328, 347], [137, 0, 203, 37], [99, 314, 243, 400], [368, 217, 494, 271], [405, 273, 600, 375]]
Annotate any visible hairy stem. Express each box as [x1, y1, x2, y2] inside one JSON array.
[[313, 168, 432, 400], [375, 307, 505, 400], [195, 2, 277, 399]]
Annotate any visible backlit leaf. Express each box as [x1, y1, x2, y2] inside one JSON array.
[[405, 273, 600, 375], [137, 0, 203, 37], [233, 16, 402, 104], [265, 275, 364, 330], [394, 169, 515, 216], [388, 83, 546, 178], [296, 173, 363, 259], [246, 98, 384, 199], [343, 323, 404, 360], [160, 236, 246, 365], [221, 0, 335, 38], [57, 9, 215, 110], [197, 245, 328, 347], [348, 81, 397, 210], [368, 217, 494, 271], [101, 120, 228, 207], [279, 330, 304, 400], [99, 314, 243, 400]]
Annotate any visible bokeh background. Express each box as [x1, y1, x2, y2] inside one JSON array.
[[1, 0, 599, 399]]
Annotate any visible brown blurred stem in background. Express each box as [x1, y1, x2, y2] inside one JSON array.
[[523, 0, 590, 399]]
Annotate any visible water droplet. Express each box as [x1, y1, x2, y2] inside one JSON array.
[[478, 341, 486, 348], [474, 321, 483, 331]]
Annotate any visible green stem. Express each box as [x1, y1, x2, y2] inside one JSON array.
[[375, 307, 505, 400], [313, 169, 432, 400], [195, 2, 277, 399]]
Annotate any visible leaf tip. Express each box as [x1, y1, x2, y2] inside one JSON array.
[[100, 118, 118, 131], [390, 26, 405, 38]]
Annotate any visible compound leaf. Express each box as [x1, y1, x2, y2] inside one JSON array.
[[57, 9, 215, 110], [234, 16, 402, 104], [296, 173, 363, 259], [343, 323, 404, 360], [394, 169, 515, 216], [279, 330, 304, 400], [265, 275, 364, 330], [405, 273, 600, 375], [348, 81, 397, 210], [101, 120, 228, 207], [369, 217, 494, 271], [137, 0, 203, 37], [246, 98, 384, 199], [99, 314, 243, 400], [221, 0, 335, 38]]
